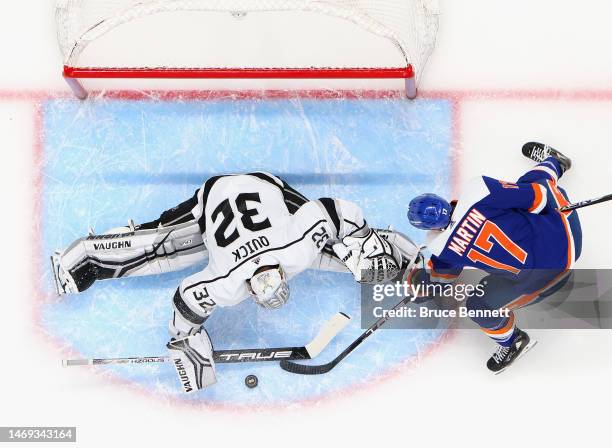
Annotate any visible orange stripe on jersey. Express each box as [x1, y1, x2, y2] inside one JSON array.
[[547, 179, 572, 214], [558, 211, 575, 270], [483, 312, 515, 335], [528, 183, 545, 212], [427, 259, 459, 280], [467, 249, 522, 275], [506, 271, 570, 310], [545, 179, 575, 268]]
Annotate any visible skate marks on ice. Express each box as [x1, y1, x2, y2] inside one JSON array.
[[38, 96, 453, 406]]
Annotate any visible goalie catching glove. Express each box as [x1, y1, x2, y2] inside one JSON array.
[[167, 330, 216, 393], [334, 229, 402, 284]]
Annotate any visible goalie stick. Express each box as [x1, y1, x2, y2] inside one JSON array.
[[63, 312, 350, 367], [280, 295, 414, 375]]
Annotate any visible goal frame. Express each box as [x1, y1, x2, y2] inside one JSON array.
[[62, 65, 417, 100]]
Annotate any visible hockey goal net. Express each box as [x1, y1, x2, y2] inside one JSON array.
[[56, 0, 439, 99]]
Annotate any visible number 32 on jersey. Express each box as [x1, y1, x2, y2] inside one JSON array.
[[211, 192, 272, 248]]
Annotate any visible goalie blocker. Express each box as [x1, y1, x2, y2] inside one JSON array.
[[167, 331, 217, 392]]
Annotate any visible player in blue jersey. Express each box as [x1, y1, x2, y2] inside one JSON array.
[[406, 142, 581, 373]]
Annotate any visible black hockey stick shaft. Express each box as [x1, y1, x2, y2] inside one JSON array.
[[559, 193, 612, 212], [280, 296, 413, 375], [215, 346, 309, 363]]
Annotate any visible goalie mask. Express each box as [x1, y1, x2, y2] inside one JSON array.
[[247, 265, 290, 310]]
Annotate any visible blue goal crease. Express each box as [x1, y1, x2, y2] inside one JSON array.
[[40, 97, 453, 405]]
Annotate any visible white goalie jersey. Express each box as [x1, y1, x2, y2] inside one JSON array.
[[171, 172, 370, 336]]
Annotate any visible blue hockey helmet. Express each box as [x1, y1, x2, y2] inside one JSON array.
[[407, 194, 452, 230]]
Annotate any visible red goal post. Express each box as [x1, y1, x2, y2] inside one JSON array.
[[56, 1, 439, 99]]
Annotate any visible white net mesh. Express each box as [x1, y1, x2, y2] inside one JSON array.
[[56, 0, 439, 81]]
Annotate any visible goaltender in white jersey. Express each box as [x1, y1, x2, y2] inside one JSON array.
[[52, 172, 415, 393]]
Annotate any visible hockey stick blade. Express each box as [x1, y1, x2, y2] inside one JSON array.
[[62, 312, 350, 367], [280, 296, 413, 375], [280, 357, 339, 375], [305, 311, 350, 357]]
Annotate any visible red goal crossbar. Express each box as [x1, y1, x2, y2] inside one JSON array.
[[62, 65, 417, 99]]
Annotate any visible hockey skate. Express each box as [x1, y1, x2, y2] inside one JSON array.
[[486, 329, 537, 374], [522, 142, 572, 174], [50, 251, 79, 296]]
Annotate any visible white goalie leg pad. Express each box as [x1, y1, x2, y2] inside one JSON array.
[[167, 331, 217, 393], [56, 220, 207, 291]]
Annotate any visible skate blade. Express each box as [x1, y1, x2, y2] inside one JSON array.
[[493, 339, 538, 375], [50, 254, 62, 296]]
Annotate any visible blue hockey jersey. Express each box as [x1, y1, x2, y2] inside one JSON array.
[[425, 175, 581, 282]]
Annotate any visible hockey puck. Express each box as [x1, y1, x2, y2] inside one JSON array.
[[245, 374, 258, 389]]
